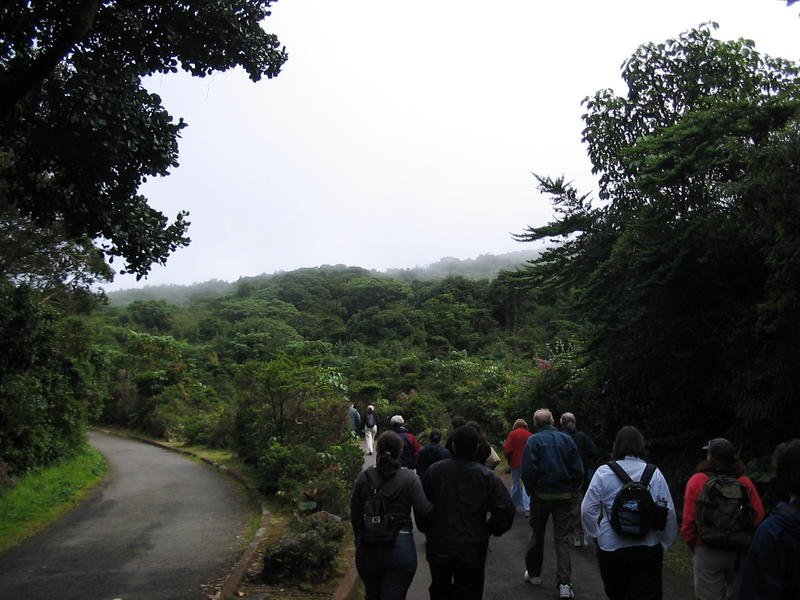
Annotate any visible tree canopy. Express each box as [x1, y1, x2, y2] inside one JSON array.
[[0, 1, 287, 280], [516, 24, 800, 452]]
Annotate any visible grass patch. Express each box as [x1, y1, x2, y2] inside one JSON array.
[[0, 444, 107, 555], [664, 537, 693, 578]]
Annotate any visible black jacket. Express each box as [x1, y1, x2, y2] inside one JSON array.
[[421, 457, 514, 570], [350, 466, 432, 538]]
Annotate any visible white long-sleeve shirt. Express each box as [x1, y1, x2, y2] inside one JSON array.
[[580, 456, 677, 552]]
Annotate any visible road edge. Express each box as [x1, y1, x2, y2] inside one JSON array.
[[91, 427, 270, 600]]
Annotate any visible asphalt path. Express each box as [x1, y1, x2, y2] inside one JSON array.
[[359, 450, 694, 599], [0, 431, 251, 600]]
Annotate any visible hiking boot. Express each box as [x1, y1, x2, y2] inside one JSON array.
[[523, 570, 541, 585], [559, 583, 575, 598]]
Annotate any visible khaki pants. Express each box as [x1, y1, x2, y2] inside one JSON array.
[[693, 545, 743, 600], [524, 496, 574, 584]]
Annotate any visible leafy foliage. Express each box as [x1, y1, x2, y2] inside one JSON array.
[[0, 1, 286, 279], [515, 24, 800, 454]]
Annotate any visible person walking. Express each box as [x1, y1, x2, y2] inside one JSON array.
[[581, 425, 677, 600], [416, 428, 450, 478], [739, 438, 800, 599], [681, 438, 764, 600], [561, 412, 600, 546], [390, 415, 420, 471], [364, 404, 379, 455], [349, 401, 362, 432], [350, 430, 434, 600], [521, 408, 584, 599], [503, 418, 532, 517], [421, 425, 515, 600]]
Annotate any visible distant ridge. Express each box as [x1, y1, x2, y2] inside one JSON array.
[[104, 249, 541, 306]]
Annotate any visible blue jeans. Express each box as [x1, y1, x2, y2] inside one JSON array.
[[511, 467, 530, 511], [356, 531, 417, 600]]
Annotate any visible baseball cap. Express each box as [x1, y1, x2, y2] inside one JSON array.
[[702, 438, 736, 460]]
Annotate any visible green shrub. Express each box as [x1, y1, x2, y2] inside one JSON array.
[[261, 530, 339, 582], [280, 469, 352, 517], [289, 510, 347, 542], [254, 440, 310, 494]]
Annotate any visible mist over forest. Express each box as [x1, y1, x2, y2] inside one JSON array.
[[104, 250, 542, 307]]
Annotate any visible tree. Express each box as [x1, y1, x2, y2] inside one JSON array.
[[0, 1, 287, 279], [515, 25, 800, 452]]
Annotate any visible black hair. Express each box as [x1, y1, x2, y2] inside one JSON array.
[[376, 430, 403, 475], [774, 438, 800, 497], [451, 415, 466, 429], [429, 428, 442, 444], [451, 425, 479, 460], [611, 425, 647, 460]]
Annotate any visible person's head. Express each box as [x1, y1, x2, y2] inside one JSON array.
[[451, 415, 466, 429], [366, 404, 375, 412], [429, 428, 442, 444], [774, 438, 800, 498], [533, 408, 554, 431], [390, 415, 404, 430], [451, 425, 480, 460], [611, 425, 647, 460], [376, 430, 404, 473], [560, 412, 576, 433], [348, 401, 355, 408], [513, 418, 528, 430], [697, 437, 745, 477]]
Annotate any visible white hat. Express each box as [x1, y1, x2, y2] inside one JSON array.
[[390, 415, 404, 425]]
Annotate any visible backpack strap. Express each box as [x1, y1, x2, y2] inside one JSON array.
[[364, 467, 385, 495], [606, 461, 633, 484], [607, 461, 656, 485], [639, 463, 657, 485]]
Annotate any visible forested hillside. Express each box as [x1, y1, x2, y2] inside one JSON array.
[[104, 250, 542, 307], [3, 22, 799, 519]]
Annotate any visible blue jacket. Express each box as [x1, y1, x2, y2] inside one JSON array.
[[738, 499, 800, 600], [521, 425, 583, 498]]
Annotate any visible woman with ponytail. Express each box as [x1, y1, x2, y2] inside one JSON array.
[[350, 430, 433, 599]]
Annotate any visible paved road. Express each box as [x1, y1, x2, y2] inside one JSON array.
[[0, 432, 252, 600], [360, 450, 694, 599]]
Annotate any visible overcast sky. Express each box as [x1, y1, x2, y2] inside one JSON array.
[[105, 0, 799, 291]]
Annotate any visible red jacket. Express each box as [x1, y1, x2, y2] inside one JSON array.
[[502, 426, 532, 469], [680, 472, 765, 550]]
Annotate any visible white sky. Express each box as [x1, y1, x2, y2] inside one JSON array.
[[105, 0, 799, 291]]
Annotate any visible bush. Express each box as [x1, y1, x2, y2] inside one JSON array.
[[289, 510, 347, 542], [261, 530, 339, 582], [280, 469, 352, 517]]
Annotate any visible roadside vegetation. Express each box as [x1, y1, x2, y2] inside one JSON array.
[[2, 14, 800, 594], [0, 444, 106, 554]]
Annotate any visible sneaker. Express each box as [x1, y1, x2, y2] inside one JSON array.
[[559, 583, 575, 598], [523, 570, 542, 585], [523, 509, 530, 518]]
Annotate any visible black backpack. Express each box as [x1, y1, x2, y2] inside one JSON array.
[[607, 461, 668, 537], [695, 474, 756, 550], [360, 468, 397, 545]]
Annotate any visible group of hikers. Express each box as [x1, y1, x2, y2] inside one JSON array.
[[347, 403, 800, 600]]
